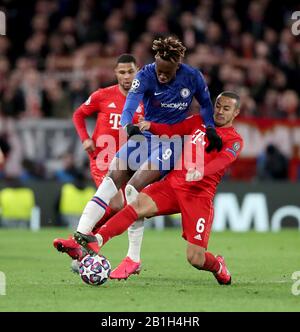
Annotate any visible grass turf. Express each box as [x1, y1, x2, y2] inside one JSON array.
[[0, 228, 299, 312]]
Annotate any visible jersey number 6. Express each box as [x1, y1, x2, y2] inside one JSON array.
[[196, 218, 206, 233]]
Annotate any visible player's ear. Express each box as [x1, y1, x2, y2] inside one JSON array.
[[234, 108, 240, 118]]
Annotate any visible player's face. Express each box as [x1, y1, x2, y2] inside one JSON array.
[[214, 96, 240, 127], [115, 62, 138, 92], [155, 57, 179, 84]]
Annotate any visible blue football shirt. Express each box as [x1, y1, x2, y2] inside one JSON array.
[[120, 62, 214, 130]]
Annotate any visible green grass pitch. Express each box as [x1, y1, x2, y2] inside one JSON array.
[[0, 228, 299, 312]]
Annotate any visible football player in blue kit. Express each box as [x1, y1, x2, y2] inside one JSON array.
[[73, 36, 223, 279]]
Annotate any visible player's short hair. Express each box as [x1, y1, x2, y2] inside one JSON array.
[[217, 91, 241, 109], [116, 54, 137, 65], [152, 36, 186, 63]]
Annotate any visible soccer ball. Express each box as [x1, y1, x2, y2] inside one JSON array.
[[79, 254, 111, 286]]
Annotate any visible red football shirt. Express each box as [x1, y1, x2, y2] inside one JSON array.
[[149, 114, 243, 198], [73, 84, 144, 162], [73, 84, 143, 142]]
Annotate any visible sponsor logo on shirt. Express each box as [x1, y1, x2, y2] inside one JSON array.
[[109, 113, 121, 130], [160, 102, 188, 110], [191, 129, 206, 145], [193, 234, 202, 241], [108, 102, 117, 108]]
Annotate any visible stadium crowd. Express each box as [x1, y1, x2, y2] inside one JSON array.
[[0, 0, 299, 181]]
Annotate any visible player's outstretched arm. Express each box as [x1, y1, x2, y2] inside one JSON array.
[[120, 70, 149, 137], [141, 115, 201, 137], [120, 89, 145, 139], [194, 71, 223, 152], [194, 71, 214, 128], [185, 138, 243, 182], [120, 92, 144, 127], [204, 138, 243, 176]]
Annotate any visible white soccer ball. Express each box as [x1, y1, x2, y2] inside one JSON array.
[[79, 254, 111, 286]]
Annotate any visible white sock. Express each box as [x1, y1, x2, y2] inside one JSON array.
[[127, 220, 144, 262], [77, 177, 118, 234], [95, 234, 103, 247], [125, 184, 144, 262]]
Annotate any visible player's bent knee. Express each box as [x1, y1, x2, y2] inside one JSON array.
[[131, 193, 157, 219]]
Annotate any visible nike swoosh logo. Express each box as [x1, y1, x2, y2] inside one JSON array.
[[154, 92, 164, 96]]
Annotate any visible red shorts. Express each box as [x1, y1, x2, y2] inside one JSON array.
[[142, 178, 214, 249], [89, 154, 108, 187], [89, 154, 127, 205]]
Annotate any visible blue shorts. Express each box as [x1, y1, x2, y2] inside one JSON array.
[[115, 133, 182, 177]]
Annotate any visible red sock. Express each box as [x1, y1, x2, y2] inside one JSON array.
[[96, 205, 138, 245], [202, 252, 221, 273], [92, 207, 116, 234]]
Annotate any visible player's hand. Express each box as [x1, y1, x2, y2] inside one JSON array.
[[82, 138, 96, 153], [138, 115, 145, 123], [138, 120, 151, 131], [125, 124, 145, 141], [185, 168, 203, 182], [205, 127, 223, 153]]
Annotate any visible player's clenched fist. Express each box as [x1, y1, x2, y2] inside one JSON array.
[[185, 168, 203, 182], [82, 138, 96, 153], [138, 120, 151, 131]]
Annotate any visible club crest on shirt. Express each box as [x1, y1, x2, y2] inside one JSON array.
[[233, 142, 240, 151], [180, 88, 190, 98]]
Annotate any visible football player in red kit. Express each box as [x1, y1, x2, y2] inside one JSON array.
[[73, 54, 143, 187], [74, 91, 243, 285], [53, 54, 143, 263]]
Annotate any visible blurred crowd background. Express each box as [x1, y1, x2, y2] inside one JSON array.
[[0, 0, 299, 183]]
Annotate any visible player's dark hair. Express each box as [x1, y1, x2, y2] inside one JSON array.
[[117, 53, 137, 65], [152, 36, 186, 63], [218, 91, 241, 109]]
